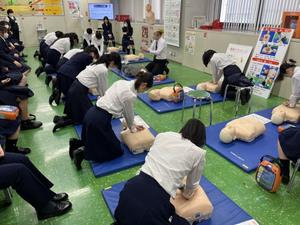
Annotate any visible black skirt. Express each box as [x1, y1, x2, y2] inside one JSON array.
[[0, 118, 21, 137], [114, 172, 189, 225], [82, 106, 123, 163], [220, 65, 242, 97], [64, 80, 92, 124], [0, 86, 33, 106], [46, 49, 61, 67], [279, 127, 300, 162]]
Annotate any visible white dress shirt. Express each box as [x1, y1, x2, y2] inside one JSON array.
[[64, 48, 83, 60], [76, 63, 108, 97], [96, 80, 137, 128], [289, 66, 300, 107], [141, 132, 206, 198], [149, 37, 167, 60], [91, 34, 104, 56], [210, 53, 235, 83], [83, 31, 93, 46], [50, 37, 70, 54], [44, 32, 57, 46]]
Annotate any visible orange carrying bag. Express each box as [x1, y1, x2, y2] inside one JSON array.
[[255, 155, 282, 192], [0, 105, 19, 120]]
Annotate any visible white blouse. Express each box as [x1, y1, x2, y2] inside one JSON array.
[[76, 63, 108, 97], [141, 132, 206, 198], [210, 53, 235, 83], [96, 80, 137, 129], [289, 66, 300, 107], [50, 38, 70, 54]]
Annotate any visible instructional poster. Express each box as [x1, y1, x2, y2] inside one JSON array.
[[184, 31, 196, 55], [246, 27, 294, 99], [1, 0, 64, 16], [141, 25, 154, 48], [164, 0, 182, 47], [226, 43, 253, 72]]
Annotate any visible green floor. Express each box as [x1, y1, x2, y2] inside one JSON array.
[[1, 48, 299, 225]]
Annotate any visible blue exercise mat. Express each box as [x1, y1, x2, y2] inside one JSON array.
[[206, 108, 300, 173], [138, 87, 224, 113], [121, 57, 152, 64], [101, 176, 253, 225], [88, 94, 97, 101], [111, 68, 175, 86], [74, 119, 157, 177]]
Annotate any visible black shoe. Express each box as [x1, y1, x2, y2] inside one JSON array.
[[34, 51, 39, 58], [53, 193, 69, 202], [7, 146, 31, 155], [240, 89, 248, 105], [69, 138, 84, 159], [28, 114, 36, 121], [37, 200, 72, 220], [52, 118, 73, 132], [35, 66, 44, 77], [53, 115, 64, 124], [54, 91, 61, 106], [73, 147, 85, 170], [22, 54, 28, 58], [165, 67, 170, 75], [21, 120, 43, 130], [45, 75, 52, 86], [282, 176, 290, 185], [49, 94, 55, 105]]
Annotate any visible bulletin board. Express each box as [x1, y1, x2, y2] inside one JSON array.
[[164, 0, 182, 47], [0, 0, 64, 16], [246, 27, 294, 99]]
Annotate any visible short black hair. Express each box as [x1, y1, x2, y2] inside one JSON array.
[[202, 49, 216, 67], [134, 71, 153, 90], [94, 52, 122, 70], [180, 119, 206, 147], [7, 9, 13, 14], [64, 32, 79, 48], [95, 30, 102, 39], [278, 59, 297, 80], [84, 45, 99, 59], [0, 26, 7, 33], [86, 28, 93, 34], [55, 31, 64, 39], [103, 16, 110, 24]]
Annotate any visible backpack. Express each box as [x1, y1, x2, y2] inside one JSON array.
[[255, 155, 282, 192]]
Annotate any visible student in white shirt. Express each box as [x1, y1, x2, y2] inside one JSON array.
[[91, 31, 104, 56], [142, 30, 169, 75], [56, 48, 83, 70], [52, 52, 122, 132], [202, 49, 252, 104], [46, 33, 79, 69], [278, 60, 300, 108], [71, 71, 153, 170], [114, 119, 206, 225], [82, 28, 93, 49]]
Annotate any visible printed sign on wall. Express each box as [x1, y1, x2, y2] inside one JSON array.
[[226, 43, 253, 72], [164, 0, 182, 47], [246, 27, 294, 99]]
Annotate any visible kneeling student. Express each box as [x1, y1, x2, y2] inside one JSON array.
[[202, 49, 252, 104], [70, 71, 153, 169], [113, 119, 206, 225], [52, 52, 122, 132], [278, 60, 300, 108]]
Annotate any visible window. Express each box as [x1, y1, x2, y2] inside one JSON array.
[[143, 0, 162, 21], [220, 0, 300, 31]]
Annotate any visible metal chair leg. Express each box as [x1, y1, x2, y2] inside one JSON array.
[[192, 98, 197, 118], [247, 87, 254, 114], [235, 88, 241, 118], [209, 98, 213, 126], [198, 99, 203, 119], [222, 85, 229, 109], [287, 159, 300, 192], [3, 188, 13, 204], [181, 95, 186, 122]]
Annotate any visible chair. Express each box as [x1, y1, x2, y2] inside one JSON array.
[[222, 84, 253, 117], [181, 90, 213, 125], [287, 158, 300, 193]]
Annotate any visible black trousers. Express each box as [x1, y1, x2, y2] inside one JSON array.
[[145, 59, 168, 76], [0, 153, 55, 210], [115, 172, 189, 225], [82, 106, 123, 162]]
